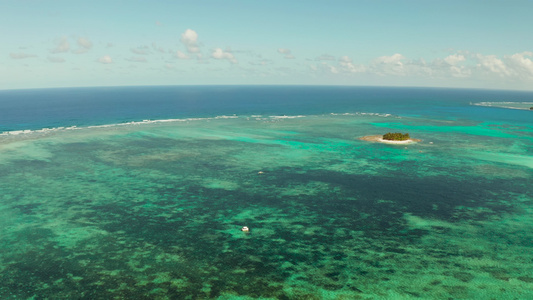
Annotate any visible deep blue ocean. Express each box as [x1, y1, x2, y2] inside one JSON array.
[[1, 85, 532, 133]]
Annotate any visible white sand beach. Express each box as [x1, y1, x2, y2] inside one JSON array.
[[359, 135, 421, 144]]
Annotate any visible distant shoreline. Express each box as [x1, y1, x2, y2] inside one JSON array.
[[359, 135, 421, 144], [471, 102, 533, 111]]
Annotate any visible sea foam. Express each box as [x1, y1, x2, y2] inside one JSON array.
[[0, 112, 393, 139]]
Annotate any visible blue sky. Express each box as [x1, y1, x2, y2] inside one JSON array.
[[1, 0, 533, 90]]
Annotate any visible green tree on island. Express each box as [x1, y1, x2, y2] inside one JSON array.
[[383, 132, 410, 141]]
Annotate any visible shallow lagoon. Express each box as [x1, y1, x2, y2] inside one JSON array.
[[1, 87, 532, 299]]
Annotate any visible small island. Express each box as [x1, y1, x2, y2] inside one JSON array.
[[359, 132, 421, 144], [383, 132, 410, 141]]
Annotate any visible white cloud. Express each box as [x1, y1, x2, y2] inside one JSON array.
[[310, 56, 364, 75], [428, 54, 470, 78], [68, 38, 93, 54], [475, 54, 511, 76], [309, 62, 338, 74], [327, 64, 339, 74], [278, 48, 295, 59], [77, 38, 93, 50], [10, 52, 37, 59], [98, 55, 113, 64], [449, 65, 471, 78], [431, 51, 533, 81], [175, 50, 190, 59], [409, 59, 434, 76], [375, 53, 405, 65], [309, 51, 533, 87], [51, 37, 70, 53], [444, 54, 465, 65], [505, 52, 533, 79], [373, 53, 406, 75], [211, 48, 237, 64], [180, 29, 200, 53], [48, 56, 65, 63], [439, 52, 533, 80], [339, 56, 364, 73]]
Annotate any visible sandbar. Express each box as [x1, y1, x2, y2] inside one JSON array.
[[359, 135, 421, 144]]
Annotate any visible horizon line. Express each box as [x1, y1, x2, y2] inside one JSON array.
[[2, 83, 533, 93]]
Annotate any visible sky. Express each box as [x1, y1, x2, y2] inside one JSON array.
[[1, 0, 533, 91]]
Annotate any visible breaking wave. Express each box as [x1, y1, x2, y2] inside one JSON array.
[[0, 112, 396, 138]]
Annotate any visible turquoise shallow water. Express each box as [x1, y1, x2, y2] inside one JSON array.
[[1, 87, 533, 299]]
